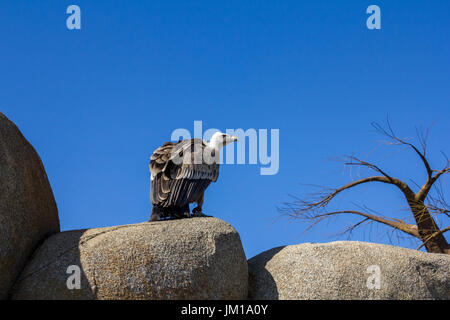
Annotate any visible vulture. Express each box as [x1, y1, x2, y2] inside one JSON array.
[[149, 132, 238, 221]]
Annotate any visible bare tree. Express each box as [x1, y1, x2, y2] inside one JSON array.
[[281, 121, 449, 254]]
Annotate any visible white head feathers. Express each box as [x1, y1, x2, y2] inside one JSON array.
[[207, 132, 238, 151]]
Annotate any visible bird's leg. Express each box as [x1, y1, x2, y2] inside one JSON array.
[[192, 193, 211, 217], [165, 205, 190, 220], [149, 205, 164, 221], [192, 207, 205, 216], [180, 204, 191, 218]]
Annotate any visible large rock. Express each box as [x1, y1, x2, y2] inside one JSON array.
[[248, 241, 450, 300], [11, 217, 248, 300], [0, 112, 60, 299]]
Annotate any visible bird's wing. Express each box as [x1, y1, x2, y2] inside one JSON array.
[[150, 139, 219, 207], [149, 141, 176, 180]]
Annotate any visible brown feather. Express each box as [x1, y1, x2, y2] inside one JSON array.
[[149, 139, 219, 207]]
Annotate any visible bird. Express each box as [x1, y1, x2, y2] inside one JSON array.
[[149, 131, 238, 221]]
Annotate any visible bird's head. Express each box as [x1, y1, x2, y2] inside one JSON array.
[[208, 132, 238, 150]]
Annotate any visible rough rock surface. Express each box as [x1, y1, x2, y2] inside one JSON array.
[[12, 217, 248, 300], [0, 112, 60, 299], [248, 241, 450, 300]]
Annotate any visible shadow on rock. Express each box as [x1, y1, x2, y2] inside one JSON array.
[[247, 246, 285, 300]]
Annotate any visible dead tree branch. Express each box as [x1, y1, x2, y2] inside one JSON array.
[[282, 120, 449, 254]]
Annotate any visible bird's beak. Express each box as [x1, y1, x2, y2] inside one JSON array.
[[232, 136, 238, 142]]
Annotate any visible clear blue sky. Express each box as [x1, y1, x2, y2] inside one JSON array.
[[1, 1, 449, 258]]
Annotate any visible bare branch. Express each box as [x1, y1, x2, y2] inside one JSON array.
[[333, 218, 372, 239], [427, 183, 450, 219], [345, 156, 393, 180], [417, 227, 450, 250], [281, 174, 419, 239], [440, 151, 449, 167], [283, 120, 449, 254], [288, 176, 415, 216], [433, 167, 450, 182], [417, 166, 450, 202], [286, 210, 420, 238], [371, 119, 446, 204], [415, 124, 433, 156], [372, 120, 433, 178]]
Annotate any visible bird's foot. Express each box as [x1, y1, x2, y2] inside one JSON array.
[[182, 211, 191, 218], [191, 207, 211, 218], [149, 213, 161, 222], [149, 206, 164, 222], [169, 211, 191, 220], [191, 212, 211, 218], [150, 205, 191, 221]]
